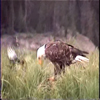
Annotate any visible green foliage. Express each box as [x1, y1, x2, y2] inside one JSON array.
[[1, 47, 99, 100]]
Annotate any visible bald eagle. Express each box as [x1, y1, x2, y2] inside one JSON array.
[[37, 40, 89, 80]]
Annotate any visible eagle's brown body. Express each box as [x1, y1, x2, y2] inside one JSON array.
[[45, 40, 88, 76]]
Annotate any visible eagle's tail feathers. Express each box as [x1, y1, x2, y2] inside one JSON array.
[[81, 51, 89, 54], [75, 55, 89, 63]]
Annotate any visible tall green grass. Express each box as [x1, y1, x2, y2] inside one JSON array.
[[1, 47, 99, 100]]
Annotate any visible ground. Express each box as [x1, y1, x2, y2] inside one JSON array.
[[1, 33, 99, 99]]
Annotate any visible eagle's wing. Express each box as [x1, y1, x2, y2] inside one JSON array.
[[68, 44, 88, 57], [45, 42, 70, 63], [67, 44, 89, 63]]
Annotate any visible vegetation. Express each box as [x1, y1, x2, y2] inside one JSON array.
[[1, 46, 99, 100], [1, 1, 99, 99], [1, 1, 99, 47]]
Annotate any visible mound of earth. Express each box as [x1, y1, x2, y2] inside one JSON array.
[[1, 33, 96, 53]]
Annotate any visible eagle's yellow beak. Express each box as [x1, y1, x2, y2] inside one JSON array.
[[38, 57, 43, 66]]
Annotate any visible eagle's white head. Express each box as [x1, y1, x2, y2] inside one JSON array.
[[37, 44, 46, 65], [7, 46, 17, 60]]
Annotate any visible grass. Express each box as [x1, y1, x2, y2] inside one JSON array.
[[1, 46, 99, 100]]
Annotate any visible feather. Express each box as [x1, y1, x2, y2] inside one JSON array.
[[74, 55, 89, 62]]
